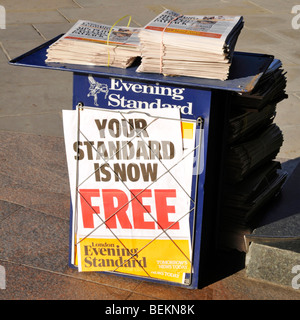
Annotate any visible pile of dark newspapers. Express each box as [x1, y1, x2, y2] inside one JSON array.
[[219, 59, 288, 252]]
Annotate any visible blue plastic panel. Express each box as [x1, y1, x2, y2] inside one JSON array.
[[68, 72, 212, 289]]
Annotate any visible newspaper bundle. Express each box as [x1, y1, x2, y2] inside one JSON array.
[[137, 9, 244, 80], [227, 103, 277, 144], [223, 161, 287, 225], [46, 10, 243, 79], [232, 59, 288, 109], [46, 20, 141, 68], [218, 59, 288, 251], [220, 161, 287, 251], [225, 123, 284, 183]]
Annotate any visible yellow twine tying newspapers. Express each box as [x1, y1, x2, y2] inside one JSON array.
[[160, 14, 183, 74], [107, 15, 132, 67]]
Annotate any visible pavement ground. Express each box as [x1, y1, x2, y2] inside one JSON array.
[[0, 0, 300, 300]]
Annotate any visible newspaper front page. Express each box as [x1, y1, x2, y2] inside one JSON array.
[[143, 9, 243, 44], [61, 20, 140, 47]]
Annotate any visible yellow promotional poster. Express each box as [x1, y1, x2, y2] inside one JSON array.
[[79, 238, 191, 284]]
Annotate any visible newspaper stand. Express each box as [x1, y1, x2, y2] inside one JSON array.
[[9, 35, 273, 289]]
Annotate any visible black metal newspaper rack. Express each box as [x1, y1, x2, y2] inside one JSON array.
[[10, 35, 276, 289]]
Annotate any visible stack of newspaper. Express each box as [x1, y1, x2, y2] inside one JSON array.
[[220, 162, 287, 252], [137, 9, 244, 80], [227, 103, 277, 144], [219, 58, 288, 252], [232, 59, 288, 109], [225, 123, 284, 183], [46, 20, 141, 68], [45, 10, 244, 79], [223, 162, 286, 223]]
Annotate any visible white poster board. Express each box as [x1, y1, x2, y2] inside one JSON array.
[[63, 106, 198, 284]]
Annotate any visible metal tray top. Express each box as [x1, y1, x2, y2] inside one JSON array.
[[9, 34, 273, 93]]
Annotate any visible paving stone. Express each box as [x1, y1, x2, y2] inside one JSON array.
[[264, 25, 300, 46], [58, 5, 160, 26], [0, 131, 69, 192], [284, 67, 300, 92], [1, 39, 48, 61], [0, 61, 72, 136], [260, 42, 300, 68], [275, 94, 300, 128], [246, 242, 300, 288], [131, 268, 300, 300], [0, 44, 7, 62], [0, 200, 21, 223], [131, 279, 214, 300], [0, 133, 69, 215], [32, 22, 72, 40], [6, 10, 67, 25], [63, 266, 141, 292], [76, 0, 165, 7], [0, 206, 69, 273], [0, 260, 134, 300], [1, 0, 79, 12], [243, 13, 291, 30], [0, 52, 72, 84], [245, 161, 300, 289], [0, 24, 41, 41], [212, 269, 300, 300], [244, 0, 289, 13], [277, 125, 300, 159], [235, 28, 285, 53], [165, 1, 270, 16], [0, 112, 64, 137], [0, 83, 71, 114]]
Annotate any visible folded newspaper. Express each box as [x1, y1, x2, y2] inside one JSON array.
[[223, 161, 287, 222], [220, 161, 287, 251], [225, 124, 284, 183], [46, 20, 141, 68], [228, 103, 276, 144], [232, 59, 288, 109], [137, 9, 244, 80]]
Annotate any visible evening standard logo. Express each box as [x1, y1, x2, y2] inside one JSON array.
[[87, 75, 193, 115], [88, 75, 109, 106]]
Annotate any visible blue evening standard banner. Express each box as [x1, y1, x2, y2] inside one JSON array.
[[73, 73, 211, 121]]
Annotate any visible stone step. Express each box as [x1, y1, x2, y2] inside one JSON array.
[[245, 159, 300, 290]]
